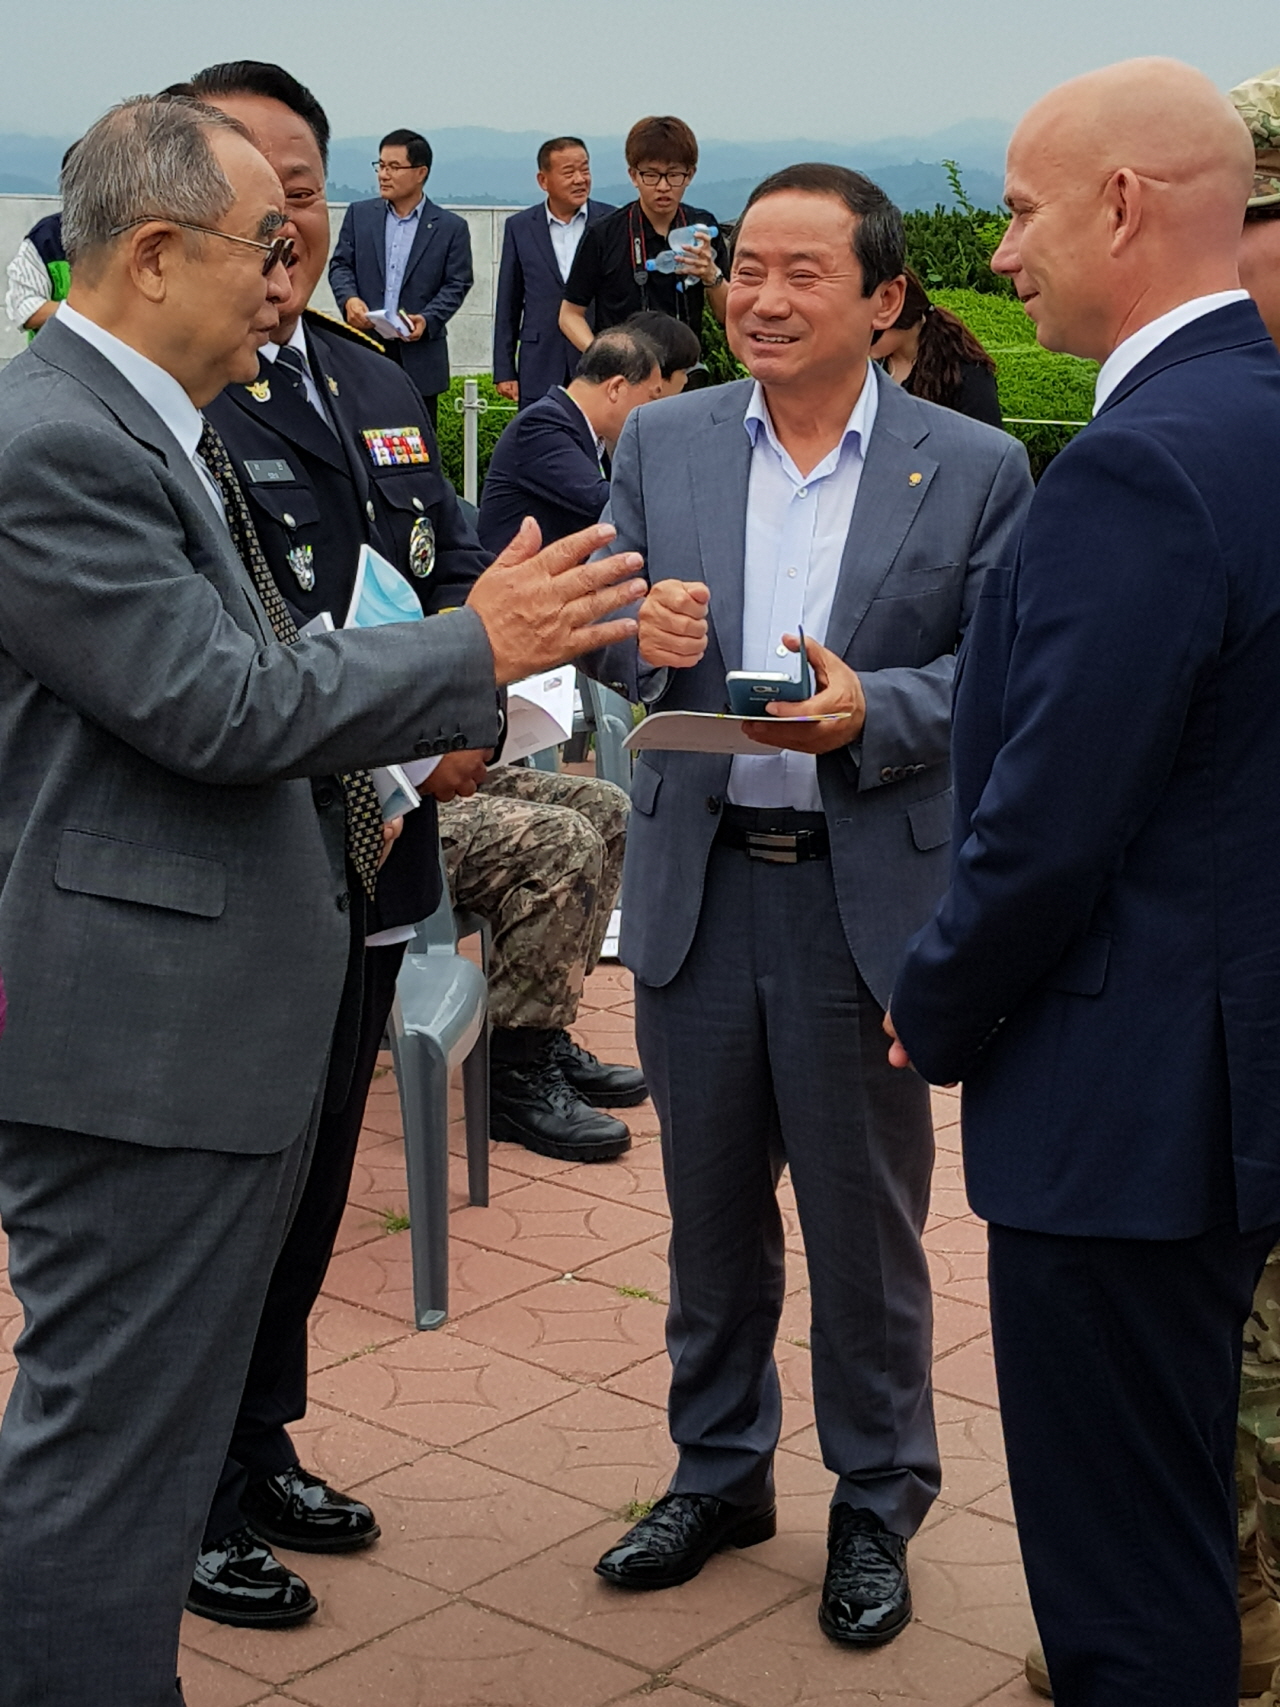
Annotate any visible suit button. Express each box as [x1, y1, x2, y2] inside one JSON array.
[[705, 795, 721, 815], [335, 891, 350, 913], [433, 738, 447, 756], [880, 767, 894, 782], [366, 500, 376, 522], [314, 785, 336, 809], [282, 512, 296, 529], [412, 497, 425, 512], [450, 734, 467, 750]]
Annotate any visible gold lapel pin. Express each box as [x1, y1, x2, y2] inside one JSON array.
[[246, 379, 271, 403], [909, 471, 923, 486], [326, 374, 339, 396]]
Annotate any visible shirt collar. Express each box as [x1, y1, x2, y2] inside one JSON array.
[[259, 318, 309, 365], [385, 196, 424, 226], [57, 301, 205, 463], [547, 202, 588, 229], [743, 363, 879, 483], [1093, 290, 1249, 414]]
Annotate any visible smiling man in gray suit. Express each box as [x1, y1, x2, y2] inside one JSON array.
[[588, 165, 1032, 1644], [0, 95, 644, 1707]]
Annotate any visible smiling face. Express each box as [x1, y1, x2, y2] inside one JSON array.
[[201, 91, 329, 342], [727, 189, 904, 393]]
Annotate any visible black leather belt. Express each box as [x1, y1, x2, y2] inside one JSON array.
[[717, 806, 830, 864]]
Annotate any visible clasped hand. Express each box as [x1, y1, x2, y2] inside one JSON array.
[[746, 633, 866, 754]]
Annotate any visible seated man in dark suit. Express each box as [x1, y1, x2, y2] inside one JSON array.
[[328, 128, 472, 428], [493, 136, 613, 409], [478, 323, 662, 555]]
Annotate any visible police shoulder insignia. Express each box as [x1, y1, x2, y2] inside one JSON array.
[[303, 306, 385, 354], [362, 426, 431, 467], [246, 378, 272, 403]]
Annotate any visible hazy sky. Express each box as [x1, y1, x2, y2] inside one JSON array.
[[3, 0, 1275, 141]]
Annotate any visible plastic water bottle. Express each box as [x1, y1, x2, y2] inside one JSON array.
[[646, 224, 718, 274]]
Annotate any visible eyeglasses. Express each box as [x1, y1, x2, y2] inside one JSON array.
[[373, 161, 418, 173], [634, 168, 691, 187], [109, 218, 294, 277]]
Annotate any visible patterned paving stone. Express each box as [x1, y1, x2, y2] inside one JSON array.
[[322, 1226, 554, 1326], [452, 1276, 668, 1382], [449, 1178, 666, 1273]]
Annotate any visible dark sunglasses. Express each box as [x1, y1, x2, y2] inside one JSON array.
[[110, 218, 294, 277]]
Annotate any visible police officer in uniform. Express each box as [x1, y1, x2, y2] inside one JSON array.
[[175, 61, 640, 1628]]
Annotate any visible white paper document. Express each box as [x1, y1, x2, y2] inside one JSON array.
[[500, 668, 577, 764], [366, 306, 413, 341], [623, 709, 851, 757]]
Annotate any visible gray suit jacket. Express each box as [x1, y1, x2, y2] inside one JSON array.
[[589, 369, 1033, 1004], [0, 319, 500, 1153]]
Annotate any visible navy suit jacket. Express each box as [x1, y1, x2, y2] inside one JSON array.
[[492, 199, 613, 406], [477, 386, 608, 555], [892, 301, 1280, 1239], [329, 196, 473, 398]]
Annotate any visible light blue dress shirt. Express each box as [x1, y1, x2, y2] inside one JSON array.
[[383, 198, 423, 318], [727, 371, 878, 813], [546, 202, 588, 282]]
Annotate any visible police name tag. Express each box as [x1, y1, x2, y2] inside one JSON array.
[[362, 426, 431, 467], [244, 458, 296, 484]]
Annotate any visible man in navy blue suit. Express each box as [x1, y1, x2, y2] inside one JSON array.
[[478, 323, 663, 555], [493, 138, 613, 409], [890, 58, 1280, 1707], [329, 129, 472, 429]]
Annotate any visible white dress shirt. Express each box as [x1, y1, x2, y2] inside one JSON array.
[[58, 301, 225, 518], [727, 370, 879, 813], [546, 202, 589, 282], [1093, 290, 1249, 414], [260, 319, 336, 425]]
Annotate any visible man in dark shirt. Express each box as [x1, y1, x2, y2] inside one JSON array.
[[478, 323, 661, 554], [560, 115, 729, 356]]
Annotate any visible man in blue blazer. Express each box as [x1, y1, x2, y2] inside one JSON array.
[[584, 165, 1031, 1643], [890, 59, 1280, 1706], [479, 322, 663, 554], [329, 129, 472, 428], [493, 137, 613, 409]]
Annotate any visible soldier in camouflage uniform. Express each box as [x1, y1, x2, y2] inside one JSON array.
[[439, 764, 646, 1161], [1026, 61, 1280, 1703]]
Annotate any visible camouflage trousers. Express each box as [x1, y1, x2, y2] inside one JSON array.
[[438, 766, 629, 1031], [1240, 1243, 1280, 1607]]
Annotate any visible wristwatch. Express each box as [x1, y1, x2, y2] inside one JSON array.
[[707, 266, 725, 288]]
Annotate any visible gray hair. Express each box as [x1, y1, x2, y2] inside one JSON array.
[[61, 95, 247, 275]]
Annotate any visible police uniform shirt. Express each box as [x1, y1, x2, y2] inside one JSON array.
[[562, 201, 729, 342]]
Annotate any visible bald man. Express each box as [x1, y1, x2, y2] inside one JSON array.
[[888, 58, 1280, 1707]]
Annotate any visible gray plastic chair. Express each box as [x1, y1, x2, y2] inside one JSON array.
[[528, 673, 634, 792], [388, 860, 490, 1329]]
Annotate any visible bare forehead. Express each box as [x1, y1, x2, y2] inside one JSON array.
[[735, 190, 855, 254]]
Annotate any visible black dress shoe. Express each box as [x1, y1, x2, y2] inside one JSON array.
[[491, 1058, 631, 1161], [818, 1505, 912, 1647], [595, 1492, 777, 1590], [242, 1464, 380, 1555], [186, 1527, 318, 1628], [550, 1030, 648, 1108]]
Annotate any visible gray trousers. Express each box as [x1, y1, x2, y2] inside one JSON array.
[[0, 1117, 315, 1707], [634, 840, 940, 1537]]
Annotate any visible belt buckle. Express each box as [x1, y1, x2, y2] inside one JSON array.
[[745, 831, 800, 865]]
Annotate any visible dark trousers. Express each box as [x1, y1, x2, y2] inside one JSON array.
[[634, 839, 939, 1536], [0, 1117, 315, 1707], [988, 1218, 1280, 1707], [205, 941, 405, 1545]]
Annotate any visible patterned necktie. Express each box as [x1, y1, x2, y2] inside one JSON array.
[[273, 343, 338, 436], [197, 419, 384, 899]]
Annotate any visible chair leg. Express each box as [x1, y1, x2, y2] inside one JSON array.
[[399, 1038, 451, 1329], [461, 1025, 490, 1208]]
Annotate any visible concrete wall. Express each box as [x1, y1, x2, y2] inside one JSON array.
[[0, 194, 521, 371]]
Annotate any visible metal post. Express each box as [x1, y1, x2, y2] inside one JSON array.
[[462, 377, 481, 507]]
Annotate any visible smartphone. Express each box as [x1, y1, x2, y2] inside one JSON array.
[[725, 627, 812, 717]]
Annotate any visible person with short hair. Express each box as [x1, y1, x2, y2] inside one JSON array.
[[586, 161, 1031, 1642], [479, 323, 661, 554], [494, 136, 614, 408], [889, 58, 1280, 1706], [560, 115, 729, 357], [623, 308, 703, 395], [872, 269, 1002, 426], [329, 127, 472, 427]]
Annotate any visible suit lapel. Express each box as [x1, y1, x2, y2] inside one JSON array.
[[303, 328, 376, 513], [361, 199, 386, 298], [528, 203, 561, 281], [401, 197, 441, 290], [690, 381, 754, 673], [230, 354, 349, 475], [824, 370, 937, 660]]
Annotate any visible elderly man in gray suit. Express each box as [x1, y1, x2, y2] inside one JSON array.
[[0, 96, 644, 1707], [588, 164, 1032, 1644]]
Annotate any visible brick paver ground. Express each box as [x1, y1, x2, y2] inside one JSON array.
[[0, 962, 1173, 1704]]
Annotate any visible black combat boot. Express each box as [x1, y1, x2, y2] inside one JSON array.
[[490, 1028, 631, 1161], [548, 1029, 648, 1107]]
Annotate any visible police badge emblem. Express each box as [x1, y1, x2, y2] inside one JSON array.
[[326, 373, 339, 396], [246, 378, 272, 403], [286, 544, 315, 590], [409, 516, 436, 579]]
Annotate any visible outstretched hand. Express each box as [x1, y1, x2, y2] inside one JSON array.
[[467, 517, 646, 686]]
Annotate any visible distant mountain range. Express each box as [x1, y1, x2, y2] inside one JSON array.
[[0, 119, 1010, 213]]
